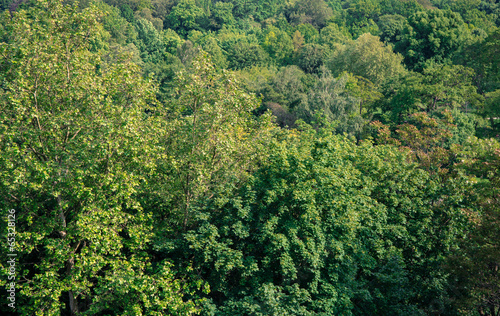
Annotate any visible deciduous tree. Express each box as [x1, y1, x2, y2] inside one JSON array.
[[395, 9, 471, 70], [0, 1, 196, 314]]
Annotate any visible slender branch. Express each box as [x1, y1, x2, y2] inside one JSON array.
[[69, 128, 82, 142]]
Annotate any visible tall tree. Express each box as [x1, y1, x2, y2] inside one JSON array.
[[0, 1, 196, 314], [377, 14, 408, 43], [146, 53, 275, 231]]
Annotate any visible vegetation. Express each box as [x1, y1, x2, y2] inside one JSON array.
[[0, 0, 498, 315]]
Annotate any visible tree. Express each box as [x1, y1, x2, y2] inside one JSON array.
[[319, 22, 352, 50], [224, 0, 284, 21], [378, 0, 424, 17], [134, 7, 164, 31], [193, 34, 228, 68], [96, 1, 138, 46], [262, 25, 294, 65], [459, 29, 500, 93], [372, 111, 460, 174], [483, 89, 500, 132], [228, 38, 269, 69], [151, 0, 176, 21], [0, 0, 12, 11], [297, 69, 363, 135], [268, 65, 308, 109], [345, 73, 383, 118], [447, 137, 500, 316], [344, 0, 380, 22], [377, 65, 482, 124], [134, 18, 168, 63], [377, 14, 407, 44], [395, 9, 471, 70], [295, 23, 320, 44], [224, 0, 257, 20], [431, 0, 497, 31], [0, 1, 196, 314], [210, 1, 236, 30], [292, 30, 305, 53], [166, 0, 205, 37], [342, 0, 381, 36], [145, 53, 275, 231], [253, 0, 284, 21], [181, 128, 471, 315], [287, 0, 333, 28], [327, 33, 406, 87], [297, 44, 326, 74], [418, 64, 482, 113], [103, 0, 151, 11]]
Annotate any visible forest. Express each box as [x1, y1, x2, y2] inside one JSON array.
[[0, 0, 499, 315]]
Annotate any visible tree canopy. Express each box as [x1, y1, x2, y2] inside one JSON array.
[[1, 0, 500, 315]]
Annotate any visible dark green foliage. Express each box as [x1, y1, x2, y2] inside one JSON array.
[[458, 29, 500, 93], [379, 0, 424, 17], [445, 137, 500, 316], [181, 130, 470, 315], [432, 0, 498, 30], [252, 0, 283, 21], [98, 2, 138, 45], [210, 1, 236, 29], [484, 89, 500, 129], [297, 44, 325, 74], [135, 18, 169, 63], [378, 14, 408, 43], [377, 64, 482, 124], [224, 0, 284, 21], [395, 9, 471, 70], [223, 0, 257, 20], [0, 0, 13, 11], [166, 0, 205, 36], [344, 0, 380, 24], [119, 3, 135, 23], [340, 0, 381, 37], [228, 39, 269, 69]]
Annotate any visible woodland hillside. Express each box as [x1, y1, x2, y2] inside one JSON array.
[[0, 0, 499, 315]]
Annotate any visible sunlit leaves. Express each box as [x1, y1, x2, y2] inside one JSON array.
[[147, 53, 274, 229], [0, 1, 196, 314]]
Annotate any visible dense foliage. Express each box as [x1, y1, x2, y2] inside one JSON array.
[[0, 0, 499, 315]]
